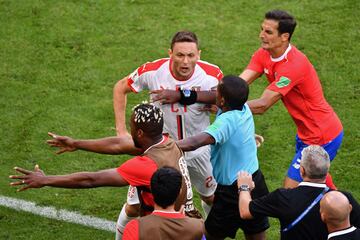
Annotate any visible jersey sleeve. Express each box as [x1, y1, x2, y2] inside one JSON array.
[[117, 156, 158, 187], [246, 49, 265, 74], [249, 189, 283, 218], [204, 113, 234, 145], [122, 219, 139, 240], [266, 63, 302, 96], [128, 58, 168, 93], [127, 64, 153, 93]]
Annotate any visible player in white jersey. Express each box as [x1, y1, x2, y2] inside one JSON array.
[[113, 31, 222, 239]]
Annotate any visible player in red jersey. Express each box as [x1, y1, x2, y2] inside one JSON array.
[[10, 104, 192, 230], [239, 10, 343, 189]]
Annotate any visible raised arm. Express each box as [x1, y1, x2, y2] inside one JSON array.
[[47, 132, 142, 155], [9, 165, 128, 192], [176, 132, 215, 152], [114, 76, 133, 136]]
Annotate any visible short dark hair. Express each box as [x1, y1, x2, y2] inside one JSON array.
[[151, 167, 182, 209], [132, 103, 164, 138], [218, 75, 249, 110], [170, 31, 199, 50], [265, 10, 297, 41]]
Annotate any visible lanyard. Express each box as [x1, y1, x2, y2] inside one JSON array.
[[282, 187, 329, 232]]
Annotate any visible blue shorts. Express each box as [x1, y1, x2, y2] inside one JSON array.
[[287, 131, 344, 182]]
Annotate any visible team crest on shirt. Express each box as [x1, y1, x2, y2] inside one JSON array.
[[276, 76, 291, 88]]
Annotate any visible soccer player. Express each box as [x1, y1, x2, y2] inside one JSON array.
[[123, 167, 204, 240], [239, 10, 343, 188], [113, 30, 222, 233], [320, 191, 360, 240], [10, 104, 193, 226], [238, 145, 360, 240], [177, 75, 269, 240]]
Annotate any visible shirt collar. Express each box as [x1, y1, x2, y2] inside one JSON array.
[[143, 135, 167, 154], [270, 44, 292, 62], [328, 226, 356, 239], [298, 182, 327, 188]]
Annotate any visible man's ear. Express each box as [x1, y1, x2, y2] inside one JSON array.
[[137, 129, 144, 138], [281, 32, 290, 42], [220, 96, 226, 107], [168, 48, 172, 58], [300, 165, 305, 178], [198, 49, 201, 60]]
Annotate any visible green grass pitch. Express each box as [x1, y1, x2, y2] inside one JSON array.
[[1, 0, 359, 239]]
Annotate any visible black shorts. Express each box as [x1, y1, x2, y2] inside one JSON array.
[[205, 169, 270, 239]]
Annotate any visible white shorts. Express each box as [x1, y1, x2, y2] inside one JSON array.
[[186, 146, 217, 197]]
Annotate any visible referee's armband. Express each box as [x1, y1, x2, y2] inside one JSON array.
[[179, 89, 197, 105]]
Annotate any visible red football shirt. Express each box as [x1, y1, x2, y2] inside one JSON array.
[[117, 156, 158, 211], [246, 45, 342, 144]]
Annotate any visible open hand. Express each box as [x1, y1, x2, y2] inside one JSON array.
[[9, 165, 46, 192], [47, 132, 77, 154], [255, 134, 264, 148], [150, 89, 180, 104]]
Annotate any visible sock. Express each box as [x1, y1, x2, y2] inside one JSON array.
[[201, 200, 212, 218], [325, 173, 337, 190], [115, 204, 137, 240]]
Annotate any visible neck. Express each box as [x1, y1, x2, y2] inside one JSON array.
[[302, 177, 326, 184], [269, 43, 290, 58], [327, 221, 351, 234], [141, 135, 163, 151], [153, 203, 176, 213]]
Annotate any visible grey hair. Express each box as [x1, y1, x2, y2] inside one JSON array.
[[300, 145, 330, 179]]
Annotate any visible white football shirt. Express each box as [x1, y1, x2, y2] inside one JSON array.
[[128, 58, 223, 159]]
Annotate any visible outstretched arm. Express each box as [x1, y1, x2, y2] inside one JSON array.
[[47, 132, 142, 155], [150, 89, 216, 105], [113, 76, 133, 136], [247, 89, 282, 115], [239, 69, 262, 85], [9, 165, 128, 192], [176, 133, 215, 152]]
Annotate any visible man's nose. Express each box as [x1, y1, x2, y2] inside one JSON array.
[[183, 56, 189, 64]]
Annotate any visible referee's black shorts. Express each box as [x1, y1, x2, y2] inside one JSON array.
[[205, 169, 270, 239]]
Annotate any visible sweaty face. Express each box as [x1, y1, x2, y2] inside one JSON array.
[[259, 19, 287, 52], [169, 42, 200, 80]]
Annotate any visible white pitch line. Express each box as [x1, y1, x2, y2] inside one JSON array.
[[0, 195, 116, 232]]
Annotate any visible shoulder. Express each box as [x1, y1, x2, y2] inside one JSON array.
[[196, 60, 223, 80], [123, 219, 139, 240], [137, 58, 169, 75], [118, 155, 157, 173], [252, 48, 269, 58], [286, 46, 311, 68]]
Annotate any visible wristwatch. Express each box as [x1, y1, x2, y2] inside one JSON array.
[[182, 89, 191, 98], [238, 184, 250, 194]]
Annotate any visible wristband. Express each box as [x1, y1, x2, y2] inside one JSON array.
[[238, 184, 250, 194], [179, 89, 197, 105]]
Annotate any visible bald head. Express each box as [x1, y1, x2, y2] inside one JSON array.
[[320, 191, 352, 227]]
